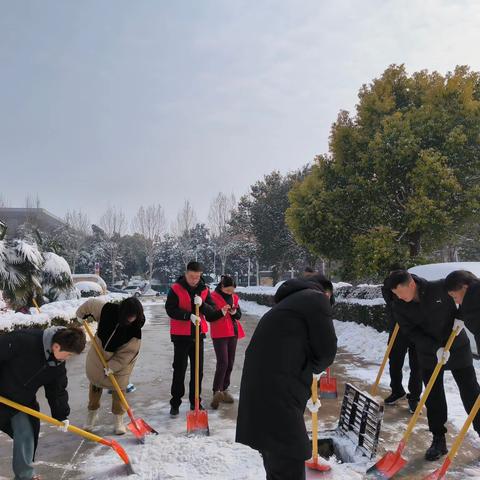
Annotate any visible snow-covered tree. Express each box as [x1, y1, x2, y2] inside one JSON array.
[[172, 201, 198, 268], [132, 204, 166, 280], [154, 234, 184, 282], [208, 192, 237, 275], [62, 210, 91, 273], [41, 252, 75, 302], [0, 239, 43, 310], [99, 207, 126, 284]]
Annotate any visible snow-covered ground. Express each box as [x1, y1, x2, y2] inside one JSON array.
[[2, 294, 479, 478]]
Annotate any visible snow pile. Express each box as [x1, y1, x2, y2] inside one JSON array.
[[85, 434, 265, 479], [409, 262, 480, 280], [82, 397, 365, 480]]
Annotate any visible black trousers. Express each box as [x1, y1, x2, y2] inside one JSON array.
[[388, 329, 423, 401], [261, 451, 306, 480], [170, 338, 204, 408], [422, 365, 480, 435]]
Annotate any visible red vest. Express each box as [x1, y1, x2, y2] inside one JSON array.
[[169, 283, 209, 336], [209, 291, 245, 340]]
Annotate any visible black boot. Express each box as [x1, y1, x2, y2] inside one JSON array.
[[425, 434, 448, 461], [407, 397, 419, 414], [384, 391, 406, 405]]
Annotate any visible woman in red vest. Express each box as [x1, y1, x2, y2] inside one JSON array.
[[209, 275, 245, 409]]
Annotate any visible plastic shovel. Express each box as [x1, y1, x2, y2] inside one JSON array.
[[371, 323, 400, 397], [0, 394, 135, 475], [186, 304, 209, 436], [319, 367, 337, 399], [83, 321, 157, 443], [423, 392, 480, 480], [306, 375, 331, 473], [366, 325, 461, 479]]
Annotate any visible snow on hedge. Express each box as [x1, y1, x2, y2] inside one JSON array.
[[76, 281, 103, 295], [0, 293, 127, 332]]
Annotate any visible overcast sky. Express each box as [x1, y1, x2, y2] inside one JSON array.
[[1, 0, 480, 228]]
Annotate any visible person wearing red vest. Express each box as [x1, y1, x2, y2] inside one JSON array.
[[209, 275, 245, 410], [165, 261, 226, 417]]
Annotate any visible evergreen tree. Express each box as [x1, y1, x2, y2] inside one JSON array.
[[287, 65, 480, 277]]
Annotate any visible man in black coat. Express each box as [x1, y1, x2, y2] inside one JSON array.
[[384, 270, 480, 461], [0, 326, 86, 480], [381, 285, 422, 412], [445, 270, 480, 353], [236, 274, 337, 480], [165, 261, 225, 416]]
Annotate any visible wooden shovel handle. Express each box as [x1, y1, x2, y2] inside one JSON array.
[[402, 326, 460, 445], [311, 377, 319, 459], [0, 394, 106, 444], [371, 323, 400, 396], [194, 304, 200, 410], [83, 321, 131, 413], [441, 392, 480, 474]]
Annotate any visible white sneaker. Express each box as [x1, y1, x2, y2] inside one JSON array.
[[114, 414, 127, 435], [84, 410, 98, 431]]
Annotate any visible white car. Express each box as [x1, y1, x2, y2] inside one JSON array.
[[122, 285, 142, 297]]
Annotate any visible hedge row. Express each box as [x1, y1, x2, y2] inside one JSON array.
[[237, 291, 388, 333]]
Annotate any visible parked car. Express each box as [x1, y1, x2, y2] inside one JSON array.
[[122, 285, 142, 297]]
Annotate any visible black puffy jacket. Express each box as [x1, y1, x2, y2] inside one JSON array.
[[387, 275, 472, 370], [236, 278, 337, 460], [0, 327, 70, 454]]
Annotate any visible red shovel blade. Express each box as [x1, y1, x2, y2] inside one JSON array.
[[128, 417, 158, 442], [319, 377, 337, 399], [423, 469, 445, 480], [366, 450, 407, 479], [105, 439, 135, 475], [186, 409, 210, 436], [305, 457, 331, 472], [423, 458, 451, 480]]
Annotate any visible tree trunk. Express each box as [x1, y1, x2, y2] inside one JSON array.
[[148, 260, 153, 281], [408, 233, 421, 258]]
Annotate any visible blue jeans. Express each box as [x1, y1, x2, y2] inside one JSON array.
[[11, 412, 35, 480]]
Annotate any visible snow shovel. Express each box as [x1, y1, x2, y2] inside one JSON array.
[[366, 324, 461, 479], [371, 323, 400, 396], [83, 321, 157, 443], [306, 374, 331, 473], [186, 303, 209, 436], [423, 392, 480, 480], [319, 367, 337, 399], [0, 394, 135, 475]]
